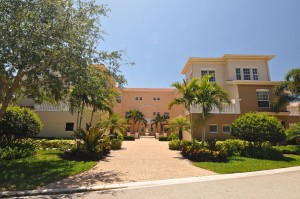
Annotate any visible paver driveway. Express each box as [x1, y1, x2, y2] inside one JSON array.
[[44, 138, 215, 189]]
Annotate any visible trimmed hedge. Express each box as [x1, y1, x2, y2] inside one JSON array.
[[241, 146, 283, 160], [273, 145, 300, 155], [124, 136, 135, 141], [0, 139, 36, 160], [217, 139, 246, 156], [182, 146, 227, 162], [34, 139, 75, 150], [167, 133, 179, 141], [111, 139, 122, 150], [169, 139, 182, 150], [159, 136, 168, 141]]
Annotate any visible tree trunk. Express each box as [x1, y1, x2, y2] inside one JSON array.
[[179, 130, 183, 140], [90, 107, 95, 125], [0, 69, 24, 120], [188, 107, 193, 139], [76, 110, 80, 130], [79, 102, 85, 129], [202, 126, 206, 145]]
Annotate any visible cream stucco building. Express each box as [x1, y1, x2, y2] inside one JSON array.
[[18, 54, 300, 139]]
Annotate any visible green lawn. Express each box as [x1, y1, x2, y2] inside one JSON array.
[[0, 150, 97, 191], [194, 154, 300, 174]]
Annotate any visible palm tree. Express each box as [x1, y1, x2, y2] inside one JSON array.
[[273, 68, 300, 112], [166, 116, 190, 140], [195, 75, 230, 143], [97, 113, 128, 136], [168, 77, 199, 137], [151, 115, 168, 133], [125, 110, 146, 133]]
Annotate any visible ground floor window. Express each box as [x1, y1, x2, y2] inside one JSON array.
[[209, 125, 218, 133], [222, 125, 231, 134], [257, 90, 270, 108], [65, 123, 74, 131]]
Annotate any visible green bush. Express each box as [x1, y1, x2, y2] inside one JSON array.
[[241, 146, 283, 160], [0, 139, 36, 160], [231, 112, 286, 145], [0, 106, 43, 146], [217, 139, 246, 156], [34, 139, 75, 150], [286, 123, 300, 145], [169, 139, 182, 150], [167, 133, 179, 141], [124, 136, 135, 141], [273, 145, 300, 155], [111, 137, 123, 150], [159, 136, 168, 141]]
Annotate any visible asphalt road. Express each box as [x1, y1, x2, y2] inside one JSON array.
[[18, 170, 300, 199]]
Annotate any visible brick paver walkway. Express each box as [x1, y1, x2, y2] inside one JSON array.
[[44, 138, 215, 189]]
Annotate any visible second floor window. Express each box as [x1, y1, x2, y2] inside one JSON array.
[[201, 70, 216, 82], [257, 91, 269, 108], [243, 68, 251, 80]]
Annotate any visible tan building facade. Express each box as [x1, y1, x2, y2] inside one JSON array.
[[181, 54, 300, 140]]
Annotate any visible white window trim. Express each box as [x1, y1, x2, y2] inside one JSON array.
[[209, 124, 218, 133], [256, 90, 270, 108], [201, 69, 216, 82], [236, 67, 259, 81], [222, 125, 231, 134]]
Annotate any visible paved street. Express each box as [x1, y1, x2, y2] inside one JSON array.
[[21, 170, 300, 199], [45, 138, 214, 189]]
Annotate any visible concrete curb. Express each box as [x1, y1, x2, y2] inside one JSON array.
[[1, 166, 300, 198]]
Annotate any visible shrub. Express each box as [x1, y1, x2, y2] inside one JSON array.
[[169, 139, 182, 150], [167, 133, 179, 141], [124, 136, 135, 141], [182, 147, 227, 162], [34, 139, 75, 150], [231, 112, 286, 146], [241, 146, 283, 160], [273, 145, 300, 155], [0, 106, 43, 146], [286, 123, 300, 145], [159, 136, 168, 141], [0, 139, 36, 160], [111, 139, 122, 150], [217, 139, 246, 156]]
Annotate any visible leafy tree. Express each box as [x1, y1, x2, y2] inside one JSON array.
[[286, 123, 300, 145], [151, 115, 168, 133], [195, 75, 230, 143], [0, 0, 129, 120], [273, 68, 300, 111], [231, 112, 286, 146], [69, 67, 118, 129], [97, 113, 128, 136], [166, 116, 190, 140], [125, 110, 146, 133], [169, 78, 199, 137], [0, 106, 43, 146]]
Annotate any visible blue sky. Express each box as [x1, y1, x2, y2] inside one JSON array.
[[99, 0, 300, 88]]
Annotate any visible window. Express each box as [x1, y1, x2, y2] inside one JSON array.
[[223, 125, 231, 134], [153, 112, 156, 115], [236, 68, 241, 80], [257, 90, 270, 108], [157, 97, 160, 100], [135, 97, 138, 100], [252, 68, 258, 80], [209, 125, 218, 133], [164, 112, 170, 119], [157, 112, 160, 116], [201, 70, 216, 82], [153, 97, 156, 100], [243, 68, 251, 80], [65, 123, 74, 131], [139, 97, 142, 100]]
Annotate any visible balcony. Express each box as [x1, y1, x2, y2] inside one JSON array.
[[287, 106, 300, 116], [34, 102, 69, 112], [186, 99, 241, 115]]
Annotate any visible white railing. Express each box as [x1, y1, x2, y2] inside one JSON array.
[[34, 102, 69, 112], [287, 106, 300, 116], [187, 99, 241, 115]]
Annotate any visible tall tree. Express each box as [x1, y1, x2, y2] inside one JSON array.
[[125, 110, 146, 133], [151, 115, 168, 133], [168, 77, 199, 137], [166, 116, 190, 140], [0, 0, 129, 120], [272, 68, 300, 111], [195, 75, 230, 143]]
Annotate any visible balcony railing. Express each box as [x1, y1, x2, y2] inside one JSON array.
[[34, 102, 69, 112], [287, 106, 300, 116], [186, 99, 241, 115]]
